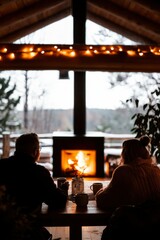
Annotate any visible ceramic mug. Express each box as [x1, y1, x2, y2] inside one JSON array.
[[57, 177, 67, 188], [75, 193, 89, 207], [90, 182, 103, 195]]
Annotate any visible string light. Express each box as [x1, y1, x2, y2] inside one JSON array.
[[0, 44, 159, 72], [0, 44, 159, 61]]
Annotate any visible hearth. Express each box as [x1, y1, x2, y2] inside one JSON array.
[[52, 132, 105, 178]]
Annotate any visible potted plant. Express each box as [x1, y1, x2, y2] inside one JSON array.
[[129, 87, 160, 163]]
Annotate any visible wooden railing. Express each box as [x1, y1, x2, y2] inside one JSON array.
[[0, 132, 134, 159], [0, 132, 53, 158]]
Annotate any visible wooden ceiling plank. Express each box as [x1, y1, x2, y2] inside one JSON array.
[[135, 0, 160, 12], [0, 0, 67, 30], [87, 0, 160, 43], [88, 12, 156, 44], [110, 0, 160, 23], [0, 9, 70, 43], [0, 54, 159, 72], [0, 0, 159, 48]]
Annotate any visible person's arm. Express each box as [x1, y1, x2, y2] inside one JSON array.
[[95, 165, 134, 212], [39, 168, 68, 209]]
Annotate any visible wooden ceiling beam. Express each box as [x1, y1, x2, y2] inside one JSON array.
[[0, 0, 67, 33], [0, 44, 159, 72], [0, 55, 159, 72], [0, 10, 70, 43], [134, 0, 160, 12], [88, 12, 155, 44], [87, 0, 160, 43], [110, 0, 160, 22]]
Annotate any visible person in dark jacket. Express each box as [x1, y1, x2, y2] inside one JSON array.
[[0, 132, 69, 240]]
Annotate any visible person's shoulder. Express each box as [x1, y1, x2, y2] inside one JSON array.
[[0, 156, 13, 164], [0, 156, 15, 174], [113, 164, 133, 176], [35, 163, 51, 176], [114, 164, 132, 172]]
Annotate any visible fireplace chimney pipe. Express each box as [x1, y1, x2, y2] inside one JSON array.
[[72, 0, 86, 135]]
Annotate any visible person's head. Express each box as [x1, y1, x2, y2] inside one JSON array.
[[121, 135, 151, 164], [15, 133, 40, 162]]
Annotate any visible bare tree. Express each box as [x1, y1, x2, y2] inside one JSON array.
[[24, 71, 29, 129]]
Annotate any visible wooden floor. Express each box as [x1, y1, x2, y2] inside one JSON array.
[[46, 178, 109, 240]]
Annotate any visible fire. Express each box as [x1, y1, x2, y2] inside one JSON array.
[[68, 159, 74, 165], [74, 151, 88, 173], [61, 149, 96, 176], [67, 151, 88, 175]]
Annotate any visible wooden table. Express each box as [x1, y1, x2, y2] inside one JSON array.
[[41, 199, 110, 240], [40, 178, 110, 240]]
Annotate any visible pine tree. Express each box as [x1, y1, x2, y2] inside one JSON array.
[[0, 76, 21, 133]]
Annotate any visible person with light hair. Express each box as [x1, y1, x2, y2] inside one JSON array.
[[96, 135, 160, 212], [95, 135, 160, 240]]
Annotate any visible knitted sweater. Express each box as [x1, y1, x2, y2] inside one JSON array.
[[96, 158, 160, 214]]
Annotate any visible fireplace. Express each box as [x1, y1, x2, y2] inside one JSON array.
[[52, 132, 105, 178]]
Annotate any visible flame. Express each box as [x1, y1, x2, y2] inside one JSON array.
[[68, 159, 74, 165], [75, 151, 88, 173], [67, 151, 89, 175], [62, 149, 96, 176]]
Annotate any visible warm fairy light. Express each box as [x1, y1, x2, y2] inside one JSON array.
[[60, 50, 68, 56], [139, 52, 144, 56], [93, 50, 98, 54], [2, 48, 7, 53], [21, 52, 37, 59], [30, 52, 37, 58], [70, 51, 76, 57], [37, 47, 42, 52], [151, 47, 160, 55], [106, 50, 111, 54], [85, 49, 92, 55], [118, 47, 123, 51], [9, 53, 15, 59], [22, 47, 33, 52], [44, 51, 53, 56], [101, 46, 106, 51], [127, 50, 136, 56], [153, 51, 160, 55]]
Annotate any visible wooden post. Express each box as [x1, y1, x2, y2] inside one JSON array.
[[2, 132, 10, 158], [72, 0, 86, 135]]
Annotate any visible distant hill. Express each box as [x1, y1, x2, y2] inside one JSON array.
[[16, 108, 136, 134]]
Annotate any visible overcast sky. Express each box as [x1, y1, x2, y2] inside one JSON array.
[[5, 16, 136, 110]]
